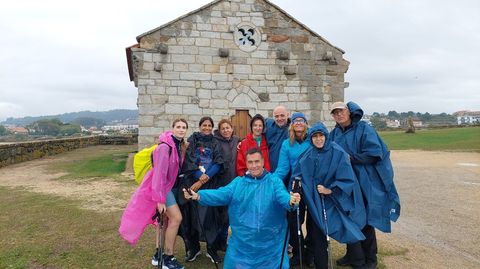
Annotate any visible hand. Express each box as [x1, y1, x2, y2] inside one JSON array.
[[289, 192, 301, 206], [190, 181, 203, 192], [236, 141, 242, 150], [182, 188, 199, 201], [317, 184, 332, 195], [157, 203, 166, 214]]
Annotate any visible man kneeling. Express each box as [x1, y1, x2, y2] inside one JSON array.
[[183, 148, 300, 269]]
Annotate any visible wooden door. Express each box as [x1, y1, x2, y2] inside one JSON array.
[[231, 110, 251, 140]]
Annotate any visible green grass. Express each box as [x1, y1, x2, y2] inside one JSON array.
[[379, 126, 480, 152], [62, 152, 129, 178]]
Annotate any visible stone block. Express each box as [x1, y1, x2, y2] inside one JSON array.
[[178, 87, 197, 96], [138, 79, 155, 86], [183, 46, 199, 54], [188, 64, 204, 72], [171, 54, 195, 63], [211, 39, 223, 48], [227, 17, 241, 25], [201, 81, 217, 89], [199, 99, 210, 108], [288, 94, 307, 102], [171, 80, 195, 87], [269, 94, 288, 102], [166, 87, 177, 95], [180, 72, 211, 81], [177, 38, 195, 45], [162, 72, 180, 80], [168, 95, 189, 104], [252, 65, 269, 74], [197, 23, 212, 31], [198, 89, 212, 99], [285, 87, 301, 93], [212, 90, 229, 99], [210, 17, 227, 24], [213, 24, 229, 32], [183, 104, 202, 114], [212, 74, 229, 81], [211, 99, 229, 109], [221, 32, 234, 39], [213, 109, 230, 116], [234, 64, 252, 74], [226, 89, 238, 101], [251, 17, 265, 26], [151, 95, 168, 104], [168, 46, 184, 54], [138, 95, 152, 104], [200, 31, 220, 39], [295, 102, 311, 110], [165, 104, 183, 114], [196, 55, 213, 64], [146, 86, 166, 94], [199, 47, 219, 56], [143, 62, 154, 71], [139, 115, 154, 126]]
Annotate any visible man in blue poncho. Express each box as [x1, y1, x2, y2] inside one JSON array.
[[291, 122, 366, 269], [329, 101, 401, 269], [183, 148, 300, 269], [265, 105, 290, 172]]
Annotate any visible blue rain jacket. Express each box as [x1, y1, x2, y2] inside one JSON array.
[[198, 170, 293, 269], [292, 122, 366, 243], [275, 137, 311, 184], [330, 102, 401, 232], [265, 118, 290, 172]]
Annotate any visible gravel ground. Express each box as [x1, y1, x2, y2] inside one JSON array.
[[0, 147, 479, 268]]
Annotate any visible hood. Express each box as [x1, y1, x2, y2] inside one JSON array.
[[308, 122, 332, 150], [244, 169, 268, 181], [158, 130, 176, 147], [347, 101, 364, 124]]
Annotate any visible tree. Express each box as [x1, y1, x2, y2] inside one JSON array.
[[60, 124, 82, 136], [71, 117, 106, 128], [387, 110, 399, 119], [370, 117, 387, 129], [0, 125, 9, 136]]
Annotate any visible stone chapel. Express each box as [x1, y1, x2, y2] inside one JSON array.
[[126, 0, 349, 148]]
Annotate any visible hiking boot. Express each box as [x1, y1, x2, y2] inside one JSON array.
[[151, 249, 167, 268], [184, 248, 201, 262], [163, 255, 185, 269], [336, 255, 353, 266], [206, 247, 222, 263]]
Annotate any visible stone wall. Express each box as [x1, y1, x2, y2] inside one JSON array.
[[0, 135, 137, 168], [130, 0, 349, 148]]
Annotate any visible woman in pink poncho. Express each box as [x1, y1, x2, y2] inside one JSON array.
[[119, 118, 188, 268]]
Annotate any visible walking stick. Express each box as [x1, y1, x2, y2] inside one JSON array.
[[187, 188, 219, 269], [293, 177, 303, 269], [153, 210, 165, 269], [320, 194, 333, 269]]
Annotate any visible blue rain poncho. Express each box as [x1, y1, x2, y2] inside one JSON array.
[[291, 122, 366, 243], [198, 170, 293, 269], [265, 118, 290, 172], [330, 102, 401, 232]]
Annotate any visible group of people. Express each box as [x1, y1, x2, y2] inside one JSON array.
[[119, 102, 400, 269]]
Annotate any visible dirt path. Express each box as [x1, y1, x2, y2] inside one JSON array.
[[0, 147, 479, 268]]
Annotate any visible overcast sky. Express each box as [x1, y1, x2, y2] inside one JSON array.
[[1, 0, 479, 121]]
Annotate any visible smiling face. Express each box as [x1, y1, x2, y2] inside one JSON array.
[[251, 119, 264, 137], [219, 122, 233, 139], [311, 132, 326, 149], [172, 121, 187, 139], [273, 106, 289, 127], [292, 118, 306, 132], [246, 152, 264, 177], [200, 119, 213, 135]]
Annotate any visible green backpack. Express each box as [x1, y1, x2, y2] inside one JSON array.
[[133, 142, 171, 184]]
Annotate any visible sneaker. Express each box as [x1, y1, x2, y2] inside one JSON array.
[[185, 248, 201, 262], [152, 249, 167, 267], [163, 255, 185, 269], [206, 247, 222, 263]]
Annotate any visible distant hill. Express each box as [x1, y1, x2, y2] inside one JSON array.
[[1, 109, 138, 126]]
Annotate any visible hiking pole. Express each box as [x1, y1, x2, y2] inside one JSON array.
[[187, 188, 219, 269], [293, 177, 303, 269], [153, 210, 165, 269], [320, 194, 333, 269], [279, 216, 289, 269]]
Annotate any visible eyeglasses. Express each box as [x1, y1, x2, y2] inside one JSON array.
[[293, 119, 306, 124]]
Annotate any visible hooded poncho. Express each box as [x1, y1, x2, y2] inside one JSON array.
[[198, 171, 293, 269], [329, 102, 401, 232], [292, 122, 366, 243]]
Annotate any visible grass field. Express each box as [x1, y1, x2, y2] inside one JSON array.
[[379, 126, 480, 152], [0, 141, 422, 268]]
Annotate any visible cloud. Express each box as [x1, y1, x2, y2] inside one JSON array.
[[0, 0, 479, 121]]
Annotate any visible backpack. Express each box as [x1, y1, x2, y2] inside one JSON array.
[[133, 142, 172, 184]]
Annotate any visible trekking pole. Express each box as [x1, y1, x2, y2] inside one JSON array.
[[293, 177, 303, 269], [279, 217, 289, 269], [320, 194, 333, 269], [187, 188, 219, 269], [153, 210, 165, 269]]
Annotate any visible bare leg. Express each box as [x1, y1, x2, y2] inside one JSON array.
[[164, 204, 182, 255]]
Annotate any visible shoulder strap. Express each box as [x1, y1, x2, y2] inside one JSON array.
[[151, 142, 172, 168]]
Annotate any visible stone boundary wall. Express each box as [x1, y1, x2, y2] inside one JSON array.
[[0, 135, 138, 168]]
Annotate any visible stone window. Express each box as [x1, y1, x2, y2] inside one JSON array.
[[234, 22, 261, 52]]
